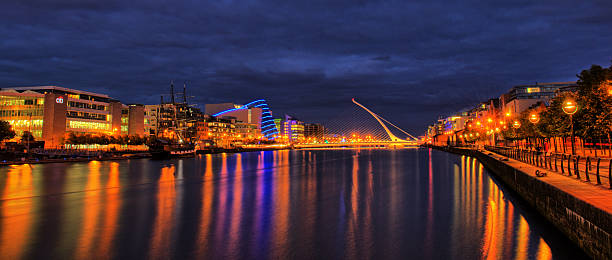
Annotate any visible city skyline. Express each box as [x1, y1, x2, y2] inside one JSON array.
[[1, 1, 611, 134]]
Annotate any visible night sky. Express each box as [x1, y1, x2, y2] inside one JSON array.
[[1, 0, 611, 135]]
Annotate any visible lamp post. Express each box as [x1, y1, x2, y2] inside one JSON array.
[[528, 112, 540, 152], [562, 99, 578, 155], [512, 120, 521, 149]]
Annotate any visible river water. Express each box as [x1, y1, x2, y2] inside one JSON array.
[[0, 148, 586, 259]]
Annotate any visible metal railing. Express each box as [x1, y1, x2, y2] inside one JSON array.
[[485, 146, 612, 188]]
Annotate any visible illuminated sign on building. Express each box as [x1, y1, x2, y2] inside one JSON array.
[[56, 97, 64, 104], [526, 87, 540, 93]]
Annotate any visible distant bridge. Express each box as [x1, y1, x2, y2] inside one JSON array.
[[295, 98, 420, 149]]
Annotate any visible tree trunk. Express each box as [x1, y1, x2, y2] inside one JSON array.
[[562, 136, 566, 154]]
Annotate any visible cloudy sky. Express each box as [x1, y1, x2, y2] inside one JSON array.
[[1, 0, 611, 135]]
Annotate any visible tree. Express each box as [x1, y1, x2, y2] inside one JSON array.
[[574, 65, 612, 139], [20, 131, 35, 143], [537, 93, 572, 138], [0, 121, 16, 142]]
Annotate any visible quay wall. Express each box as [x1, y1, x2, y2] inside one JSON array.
[[430, 146, 611, 260]]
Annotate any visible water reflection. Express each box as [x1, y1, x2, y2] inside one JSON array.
[[149, 164, 176, 257], [0, 150, 583, 259], [0, 164, 34, 259]]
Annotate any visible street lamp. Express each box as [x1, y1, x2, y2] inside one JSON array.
[[603, 79, 612, 96], [512, 120, 521, 129], [528, 113, 540, 124], [562, 99, 578, 155]]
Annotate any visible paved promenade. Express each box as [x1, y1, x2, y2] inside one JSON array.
[[484, 149, 612, 214]]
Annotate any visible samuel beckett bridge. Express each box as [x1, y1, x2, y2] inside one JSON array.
[[294, 99, 420, 149]]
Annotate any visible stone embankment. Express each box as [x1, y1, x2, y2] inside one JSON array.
[[428, 145, 612, 260]]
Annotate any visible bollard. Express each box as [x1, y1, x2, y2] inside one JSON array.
[[575, 156, 581, 180], [609, 159, 612, 189], [585, 157, 591, 182], [549, 154, 553, 169], [567, 155, 572, 176], [525, 150, 528, 163], [526, 150, 529, 163], [596, 158, 601, 185], [560, 155, 564, 174], [539, 153, 542, 167]]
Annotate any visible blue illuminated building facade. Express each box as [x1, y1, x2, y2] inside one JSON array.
[[209, 99, 279, 140]]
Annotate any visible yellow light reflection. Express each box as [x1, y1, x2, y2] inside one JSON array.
[[196, 154, 214, 258], [0, 164, 34, 259], [229, 154, 243, 253], [97, 162, 121, 256], [536, 238, 553, 260], [149, 165, 176, 257], [76, 161, 102, 259], [272, 150, 290, 259]]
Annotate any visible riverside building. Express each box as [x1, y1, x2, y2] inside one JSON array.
[[0, 86, 144, 148], [500, 82, 577, 115], [205, 102, 263, 129]]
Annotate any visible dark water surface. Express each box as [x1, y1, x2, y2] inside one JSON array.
[[0, 149, 586, 259]]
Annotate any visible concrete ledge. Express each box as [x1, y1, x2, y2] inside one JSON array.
[[431, 145, 612, 260]]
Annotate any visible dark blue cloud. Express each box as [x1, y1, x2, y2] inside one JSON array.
[[1, 0, 611, 135]]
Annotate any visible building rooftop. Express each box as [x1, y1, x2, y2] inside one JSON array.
[[513, 81, 577, 87], [1, 86, 111, 99]]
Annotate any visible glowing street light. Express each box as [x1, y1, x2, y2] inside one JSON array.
[[562, 100, 578, 115], [512, 120, 521, 129], [604, 80, 612, 96], [563, 98, 578, 155], [528, 113, 540, 124]]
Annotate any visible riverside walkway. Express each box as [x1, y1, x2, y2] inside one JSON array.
[[483, 148, 612, 213]]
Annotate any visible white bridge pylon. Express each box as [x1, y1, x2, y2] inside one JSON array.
[[352, 98, 419, 142]]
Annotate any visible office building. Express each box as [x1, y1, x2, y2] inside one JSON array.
[[0, 86, 145, 148], [283, 115, 304, 142], [205, 103, 262, 125], [500, 82, 577, 115]]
